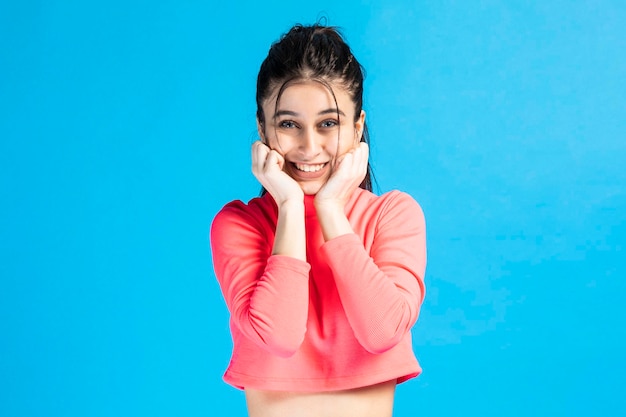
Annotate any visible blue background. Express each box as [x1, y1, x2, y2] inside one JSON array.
[[1, 1, 625, 416]]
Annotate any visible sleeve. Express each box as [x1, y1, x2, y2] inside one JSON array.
[[210, 203, 311, 358], [320, 191, 426, 354]]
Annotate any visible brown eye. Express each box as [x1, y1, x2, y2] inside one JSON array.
[[279, 120, 297, 129], [320, 119, 338, 128]]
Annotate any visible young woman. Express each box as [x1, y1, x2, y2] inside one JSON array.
[[210, 23, 427, 417]]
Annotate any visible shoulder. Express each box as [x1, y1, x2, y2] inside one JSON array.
[[211, 194, 277, 234], [377, 190, 425, 230], [381, 190, 424, 216], [378, 189, 422, 208], [351, 188, 424, 219], [346, 188, 425, 235]]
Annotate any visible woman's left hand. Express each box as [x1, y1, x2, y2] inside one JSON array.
[[314, 142, 369, 212]]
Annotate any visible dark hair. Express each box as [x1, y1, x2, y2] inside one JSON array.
[[256, 23, 374, 192]]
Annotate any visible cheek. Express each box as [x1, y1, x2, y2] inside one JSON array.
[[267, 132, 296, 154], [336, 130, 358, 153]]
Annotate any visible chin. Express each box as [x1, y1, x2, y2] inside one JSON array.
[[299, 182, 323, 196]]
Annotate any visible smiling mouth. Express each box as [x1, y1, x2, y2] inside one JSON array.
[[293, 162, 327, 173]]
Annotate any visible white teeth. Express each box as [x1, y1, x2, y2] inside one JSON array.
[[294, 163, 326, 172]]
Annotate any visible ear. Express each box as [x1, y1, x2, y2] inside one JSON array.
[[256, 118, 266, 144], [355, 110, 366, 142]]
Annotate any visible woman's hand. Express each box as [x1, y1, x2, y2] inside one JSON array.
[[314, 142, 369, 241], [252, 141, 307, 260], [314, 142, 369, 211], [251, 141, 304, 206]]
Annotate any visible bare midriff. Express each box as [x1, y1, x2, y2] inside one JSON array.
[[245, 380, 397, 417]]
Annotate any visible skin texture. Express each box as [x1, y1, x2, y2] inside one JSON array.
[[255, 80, 366, 198], [245, 380, 396, 417], [253, 80, 368, 249], [248, 80, 396, 415]]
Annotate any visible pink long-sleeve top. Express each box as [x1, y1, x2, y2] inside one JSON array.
[[210, 187, 426, 392]]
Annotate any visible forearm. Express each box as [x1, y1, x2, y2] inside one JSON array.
[[238, 255, 310, 357], [321, 233, 424, 354], [211, 202, 312, 357], [272, 199, 306, 261]]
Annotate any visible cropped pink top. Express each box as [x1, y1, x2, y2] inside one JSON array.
[[210, 187, 426, 391]]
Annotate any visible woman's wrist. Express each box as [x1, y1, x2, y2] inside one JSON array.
[[272, 198, 306, 260], [271, 187, 304, 207], [277, 197, 305, 213]]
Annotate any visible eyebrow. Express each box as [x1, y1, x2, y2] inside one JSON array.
[[273, 108, 346, 119]]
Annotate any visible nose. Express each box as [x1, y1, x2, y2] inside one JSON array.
[[298, 127, 322, 158]]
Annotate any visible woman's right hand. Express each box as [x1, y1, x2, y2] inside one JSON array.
[[252, 141, 304, 205]]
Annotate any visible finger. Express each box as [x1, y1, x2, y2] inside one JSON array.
[[335, 150, 351, 167], [336, 144, 367, 184], [251, 142, 260, 173], [265, 150, 284, 172], [273, 151, 286, 171], [355, 142, 369, 173], [252, 141, 270, 175], [252, 141, 263, 173], [359, 141, 369, 157]]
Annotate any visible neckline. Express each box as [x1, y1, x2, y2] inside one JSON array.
[[304, 194, 317, 217], [264, 188, 365, 218]]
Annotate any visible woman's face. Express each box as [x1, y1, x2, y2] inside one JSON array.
[[258, 80, 365, 195]]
